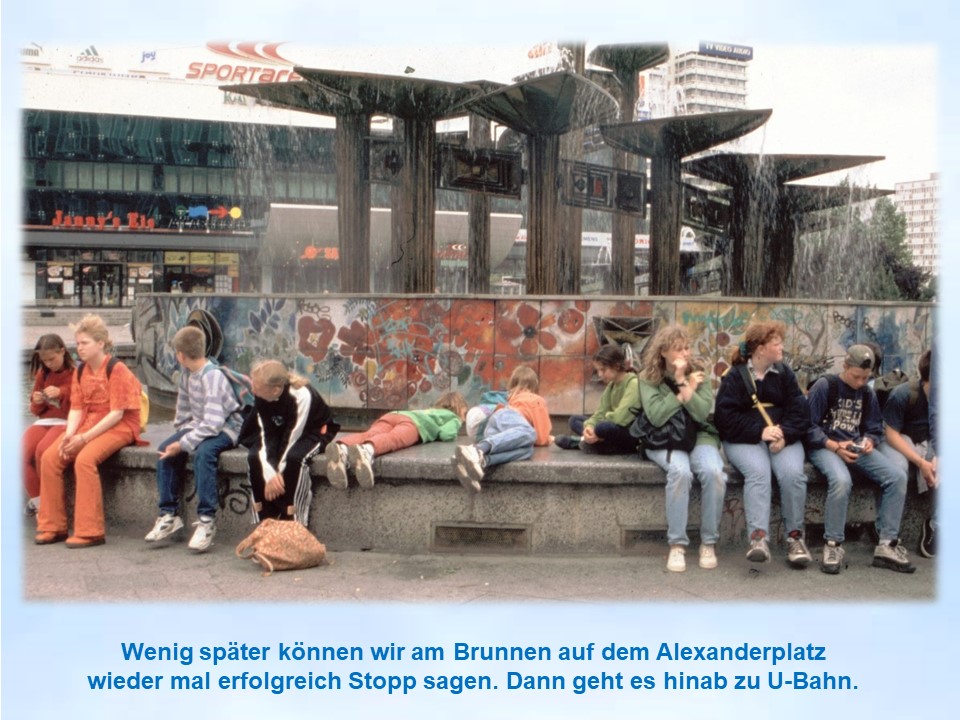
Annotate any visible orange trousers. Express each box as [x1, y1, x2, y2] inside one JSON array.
[[22, 424, 66, 498], [338, 414, 420, 456], [38, 425, 134, 539]]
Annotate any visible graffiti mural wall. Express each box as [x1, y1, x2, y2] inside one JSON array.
[[134, 294, 934, 415]]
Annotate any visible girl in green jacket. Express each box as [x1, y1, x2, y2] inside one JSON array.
[[325, 392, 467, 489], [554, 344, 641, 454]]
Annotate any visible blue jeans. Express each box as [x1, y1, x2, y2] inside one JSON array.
[[646, 444, 727, 546], [878, 439, 937, 527], [157, 429, 235, 519], [810, 444, 908, 543], [569, 415, 637, 454], [478, 408, 537, 468], [723, 440, 808, 539]]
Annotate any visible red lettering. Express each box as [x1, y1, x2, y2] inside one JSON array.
[[184, 61, 300, 83]]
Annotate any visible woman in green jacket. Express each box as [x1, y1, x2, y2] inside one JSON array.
[[638, 325, 727, 573]]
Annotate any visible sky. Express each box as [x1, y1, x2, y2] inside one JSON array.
[[2, 1, 958, 719]]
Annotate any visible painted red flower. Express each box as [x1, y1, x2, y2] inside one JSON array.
[[297, 316, 336, 362], [497, 302, 558, 357], [337, 320, 373, 366]]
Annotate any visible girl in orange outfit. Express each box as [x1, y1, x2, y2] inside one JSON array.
[[36, 315, 146, 548], [23, 334, 75, 516]]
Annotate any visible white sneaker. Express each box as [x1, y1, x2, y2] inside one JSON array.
[[325, 442, 349, 489], [786, 535, 812, 568], [145, 513, 184, 542], [456, 444, 486, 484], [452, 457, 481, 493], [746, 533, 771, 562], [188, 517, 216, 552], [698, 544, 718, 570], [667, 545, 686, 572], [348, 443, 376, 489]]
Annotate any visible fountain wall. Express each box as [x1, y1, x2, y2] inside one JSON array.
[[134, 293, 933, 415]]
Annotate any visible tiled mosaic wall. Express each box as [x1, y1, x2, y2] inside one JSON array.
[[134, 294, 934, 415]]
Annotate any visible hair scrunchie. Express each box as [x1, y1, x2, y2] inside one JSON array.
[[739, 340, 749, 357]]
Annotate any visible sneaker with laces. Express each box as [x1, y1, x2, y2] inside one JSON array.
[[821, 540, 845, 574], [786, 534, 812, 568], [873, 539, 916, 573], [325, 442, 349, 489], [188, 517, 216, 552], [145, 513, 184, 542], [746, 532, 770, 562], [456, 444, 487, 484], [452, 457, 481, 493], [666, 545, 686, 572], [554, 435, 582, 450], [698, 544, 718, 570], [348, 443, 376, 489], [919, 519, 936, 559]]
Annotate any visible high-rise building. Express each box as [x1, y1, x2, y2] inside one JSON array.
[[893, 172, 939, 275], [638, 41, 752, 119]]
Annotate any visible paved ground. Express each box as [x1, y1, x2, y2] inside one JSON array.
[[21, 520, 935, 603]]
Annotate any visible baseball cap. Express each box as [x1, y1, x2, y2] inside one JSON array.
[[845, 344, 875, 370]]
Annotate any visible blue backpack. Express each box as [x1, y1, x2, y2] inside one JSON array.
[[202, 359, 255, 412]]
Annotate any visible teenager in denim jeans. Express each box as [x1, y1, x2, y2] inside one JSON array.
[[453, 365, 553, 493], [714, 320, 813, 568], [638, 324, 727, 573], [807, 344, 913, 575], [145, 326, 243, 552]]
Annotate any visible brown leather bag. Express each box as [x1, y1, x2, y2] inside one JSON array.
[[235, 519, 327, 576]]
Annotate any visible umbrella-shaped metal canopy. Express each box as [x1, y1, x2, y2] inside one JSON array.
[[466, 70, 618, 136], [295, 67, 482, 120], [587, 43, 670, 75], [600, 109, 773, 158], [683, 153, 885, 185], [782, 184, 893, 213]]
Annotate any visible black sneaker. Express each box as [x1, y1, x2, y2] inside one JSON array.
[[554, 435, 582, 450], [919, 519, 936, 559]]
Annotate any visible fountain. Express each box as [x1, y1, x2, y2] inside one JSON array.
[[464, 70, 618, 295], [600, 109, 773, 294], [224, 70, 485, 293], [681, 153, 888, 296], [587, 44, 671, 294]]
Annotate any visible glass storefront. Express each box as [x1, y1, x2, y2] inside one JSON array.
[[27, 247, 242, 306]]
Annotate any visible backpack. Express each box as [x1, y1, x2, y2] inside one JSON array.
[[873, 369, 915, 411], [76, 357, 149, 431], [202, 359, 255, 414], [465, 390, 509, 441]]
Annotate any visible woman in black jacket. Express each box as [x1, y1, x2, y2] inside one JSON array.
[[243, 360, 339, 525], [714, 321, 812, 568]]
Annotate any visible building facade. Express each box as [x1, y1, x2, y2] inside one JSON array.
[[893, 172, 939, 276], [638, 41, 752, 119]]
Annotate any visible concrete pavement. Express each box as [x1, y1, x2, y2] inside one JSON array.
[[21, 520, 935, 603]]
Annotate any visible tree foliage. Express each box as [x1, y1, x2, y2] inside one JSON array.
[[793, 184, 933, 301]]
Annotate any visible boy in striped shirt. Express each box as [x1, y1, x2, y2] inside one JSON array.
[[145, 326, 243, 552]]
